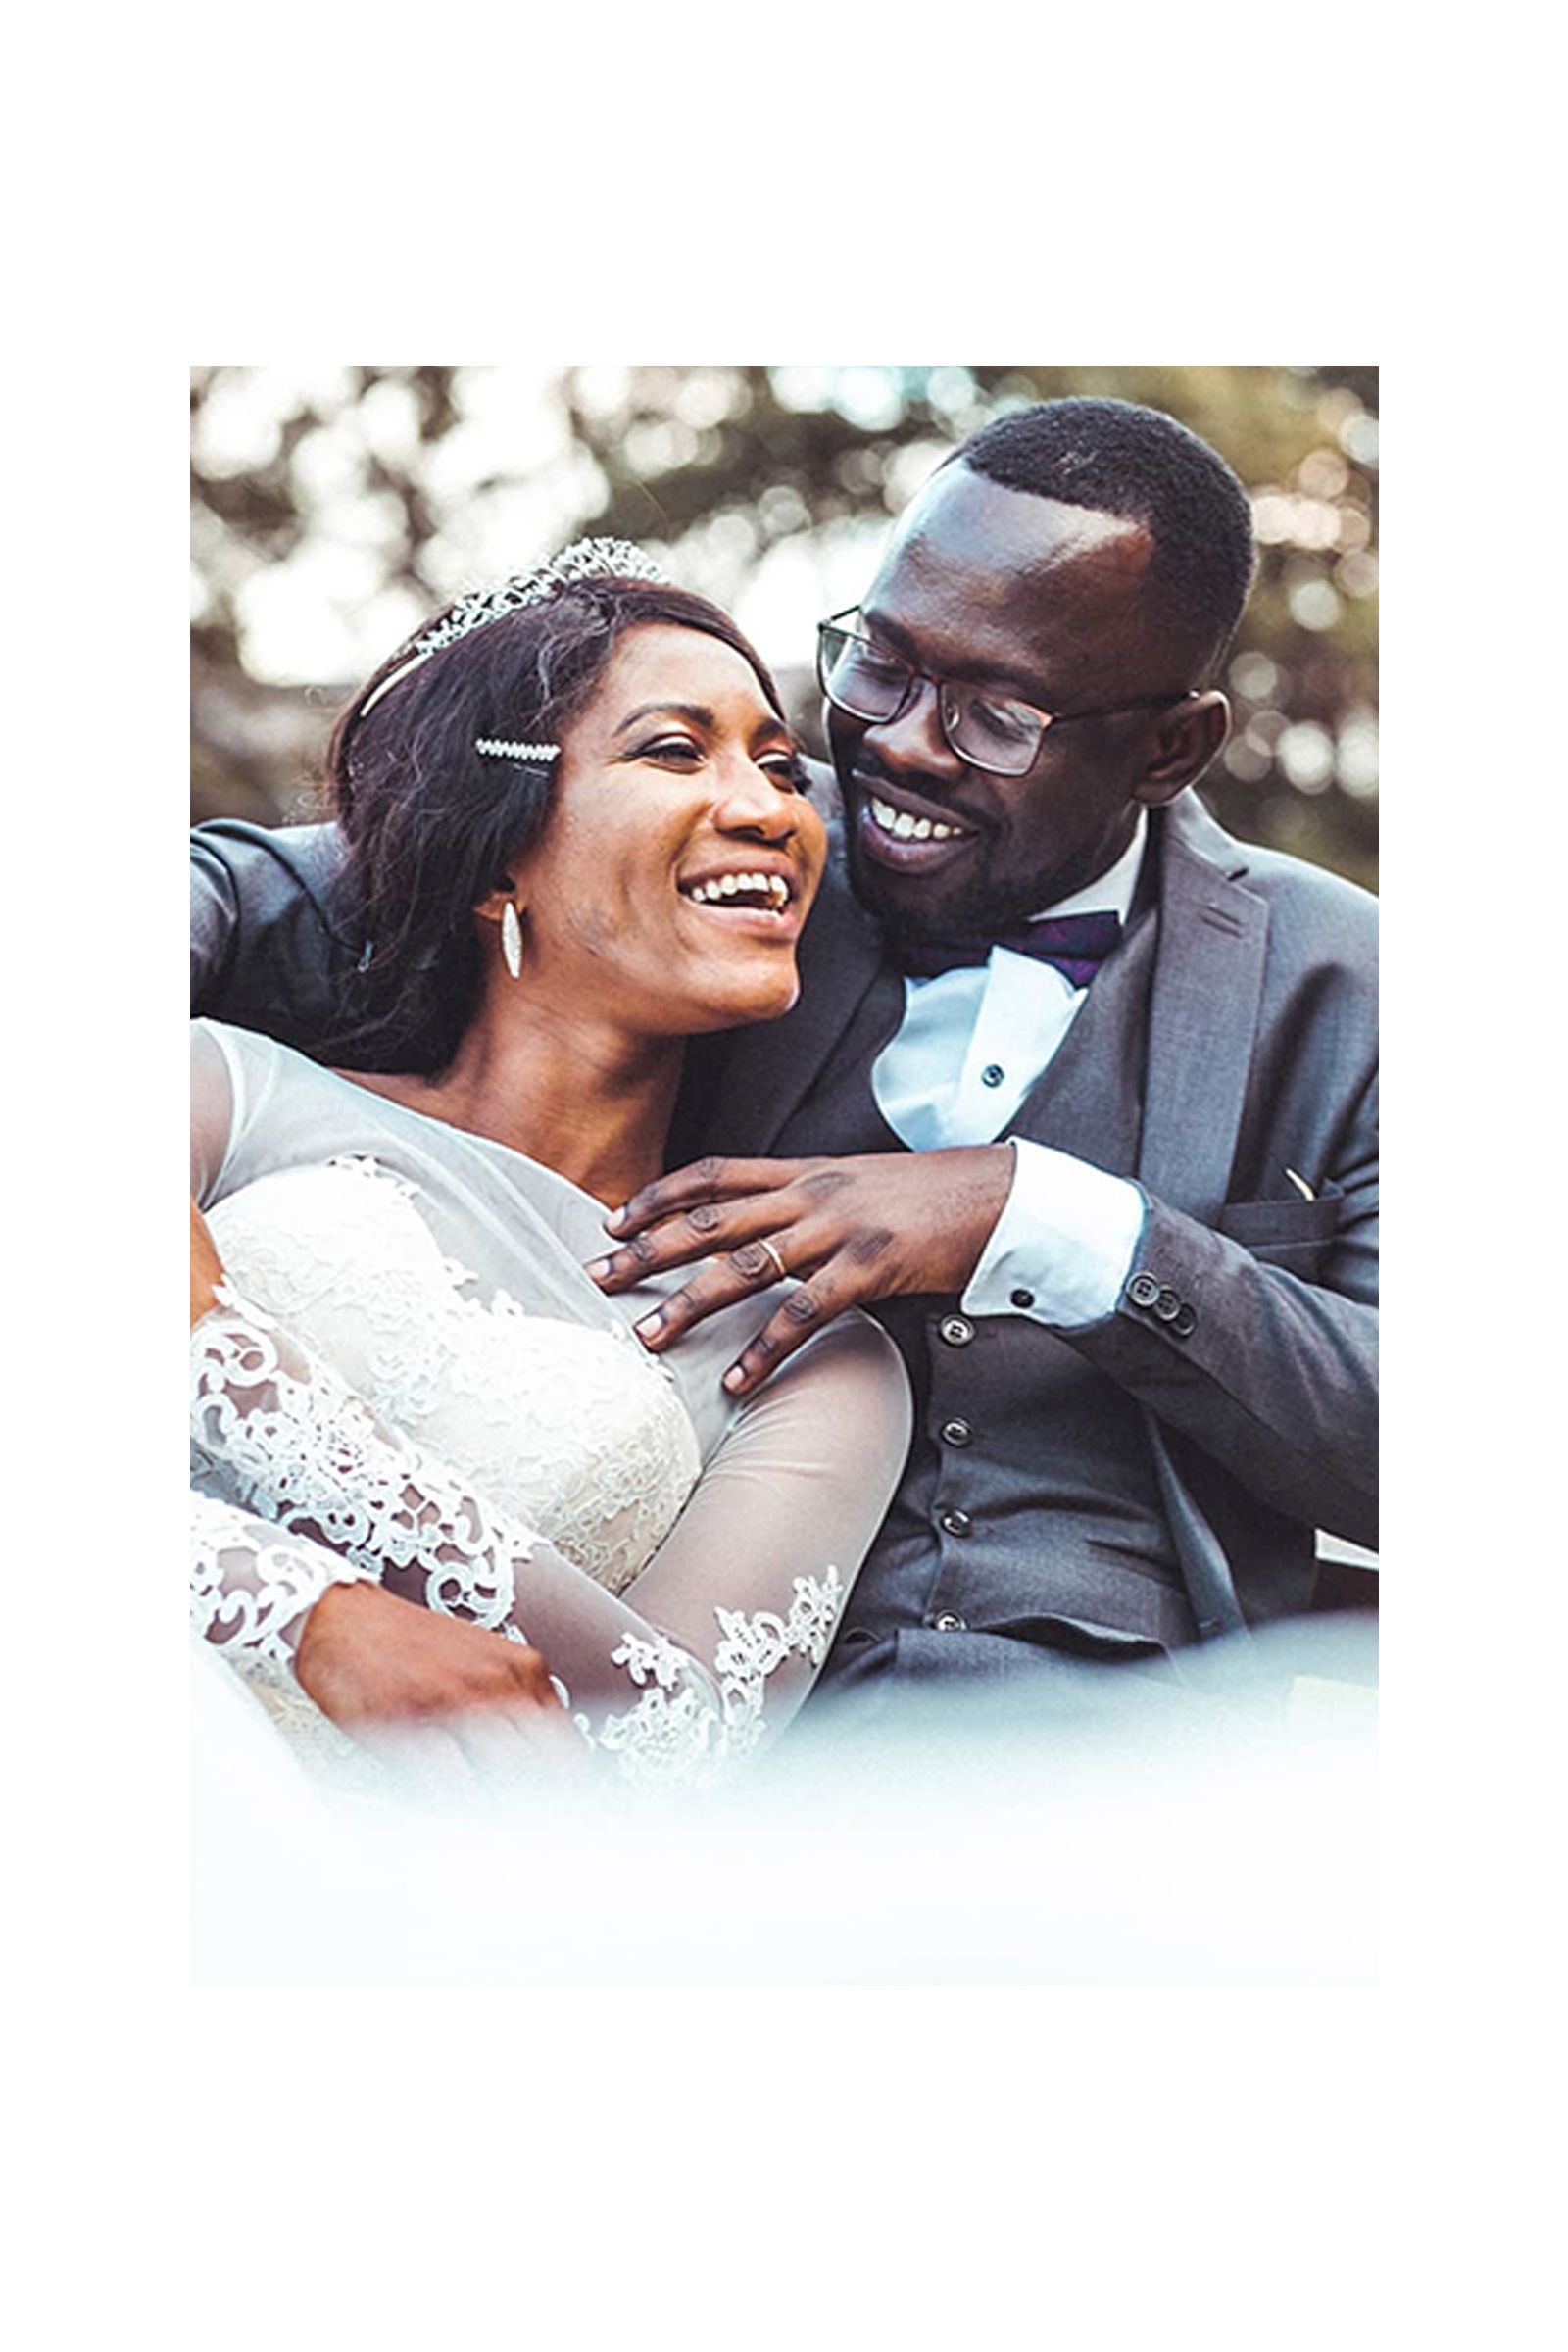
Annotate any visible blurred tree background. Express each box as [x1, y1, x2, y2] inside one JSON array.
[[191, 365, 1377, 888]]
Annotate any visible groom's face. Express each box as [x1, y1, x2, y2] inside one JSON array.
[[828, 464, 1195, 944]]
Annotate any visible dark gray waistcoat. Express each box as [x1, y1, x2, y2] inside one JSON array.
[[771, 903, 1199, 1658]]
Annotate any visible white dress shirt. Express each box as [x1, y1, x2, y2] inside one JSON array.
[[870, 813, 1149, 1328]]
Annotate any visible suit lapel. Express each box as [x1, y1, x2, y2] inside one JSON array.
[[1137, 796, 1270, 1222]]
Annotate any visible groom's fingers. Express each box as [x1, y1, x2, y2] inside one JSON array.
[[719, 1276, 860, 1395], [605, 1156, 804, 1240], [616, 1215, 891, 1389], [597, 1148, 1017, 1389], [614, 1227, 833, 1350], [586, 1192, 808, 1292], [594, 1259, 832, 1392]]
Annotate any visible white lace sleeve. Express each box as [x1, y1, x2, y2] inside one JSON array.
[[190, 1284, 910, 1784], [190, 1491, 379, 1667]]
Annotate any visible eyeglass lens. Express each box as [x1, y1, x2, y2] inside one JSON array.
[[819, 621, 1043, 776]]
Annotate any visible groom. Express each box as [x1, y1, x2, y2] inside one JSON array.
[[192, 397, 1378, 1727]]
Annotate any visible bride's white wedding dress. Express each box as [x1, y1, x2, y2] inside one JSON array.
[[189, 1021, 911, 1786]]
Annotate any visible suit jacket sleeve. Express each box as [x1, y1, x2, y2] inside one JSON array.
[[1059, 1066, 1378, 1550], [190, 820, 352, 1053]]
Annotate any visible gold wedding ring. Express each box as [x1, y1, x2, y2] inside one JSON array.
[[756, 1236, 789, 1285]]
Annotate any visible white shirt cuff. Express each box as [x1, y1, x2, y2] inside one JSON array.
[[961, 1138, 1147, 1327]]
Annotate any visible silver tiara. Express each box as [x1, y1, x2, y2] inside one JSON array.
[[474, 738, 559, 763], [360, 537, 671, 718]]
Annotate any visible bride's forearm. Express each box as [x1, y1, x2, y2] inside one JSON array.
[[189, 1276, 851, 1781], [191, 1199, 225, 1329]]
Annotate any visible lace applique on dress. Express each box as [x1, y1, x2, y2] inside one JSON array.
[[193, 1285, 538, 1632], [206, 1158, 701, 1596], [189, 1486, 377, 1664], [575, 1568, 848, 1788]]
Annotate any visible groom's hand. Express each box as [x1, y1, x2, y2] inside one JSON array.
[[587, 1149, 1014, 1396]]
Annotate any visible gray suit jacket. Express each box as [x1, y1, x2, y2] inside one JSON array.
[[190, 789, 1377, 1664], [674, 792, 1376, 1642]]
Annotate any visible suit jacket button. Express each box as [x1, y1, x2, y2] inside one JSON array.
[[1127, 1271, 1161, 1309], [939, 1314, 976, 1347], [1153, 1286, 1182, 1321], [940, 1418, 973, 1447], [939, 1508, 973, 1537], [1171, 1303, 1198, 1337], [932, 1611, 967, 1632]]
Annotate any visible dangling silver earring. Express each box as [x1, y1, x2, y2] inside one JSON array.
[[502, 900, 524, 980]]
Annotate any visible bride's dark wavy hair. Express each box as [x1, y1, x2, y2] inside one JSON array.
[[319, 575, 787, 1071]]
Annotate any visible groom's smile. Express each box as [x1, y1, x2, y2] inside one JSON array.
[[851, 770, 976, 873], [826, 464, 1208, 947]]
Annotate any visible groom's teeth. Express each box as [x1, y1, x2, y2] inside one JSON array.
[[868, 795, 962, 843]]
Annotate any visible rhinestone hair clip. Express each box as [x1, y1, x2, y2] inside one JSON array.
[[474, 738, 559, 763], [358, 537, 671, 719]]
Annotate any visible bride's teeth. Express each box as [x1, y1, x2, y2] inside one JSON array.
[[893, 812, 917, 839], [684, 871, 791, 910], [912, 818, 932, 840]]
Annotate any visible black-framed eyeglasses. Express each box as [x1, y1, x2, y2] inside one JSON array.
[[816, 609, 1196, 778]]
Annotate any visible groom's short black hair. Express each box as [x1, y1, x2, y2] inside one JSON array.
[[956, 398, 1257, 670]]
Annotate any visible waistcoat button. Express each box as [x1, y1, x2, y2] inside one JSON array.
[[932, 1611, 967, 1632], [939, 1314, 975, 1347], [939, 1508, 973, 1537], [940, 1418, 972, 1446]]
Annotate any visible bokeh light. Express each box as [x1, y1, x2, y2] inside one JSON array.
[[191, 365, 1377, 888]]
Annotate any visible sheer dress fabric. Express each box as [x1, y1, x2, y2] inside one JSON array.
[[189, 1021, 911, 1785]]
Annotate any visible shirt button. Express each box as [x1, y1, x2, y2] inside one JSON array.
[[981, 1064, 1005, 1088], [940, 1418, 973, 1447], [1153, 1286, 1182, 1322], [1127, 1271, 1161, 1309], [1009, 1287, 1036, 1310], [939, 1508, 973, 1538], [939, 1314, 975, 1348], [932, 1611, 967, 1633]]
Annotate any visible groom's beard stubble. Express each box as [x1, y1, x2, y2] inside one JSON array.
[[840, 799, 1070, 954]]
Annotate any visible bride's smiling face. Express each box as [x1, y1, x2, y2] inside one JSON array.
[[497, 624, 827, 1036]]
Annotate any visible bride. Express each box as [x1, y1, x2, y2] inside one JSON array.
[[191, 541, 911, 1788]]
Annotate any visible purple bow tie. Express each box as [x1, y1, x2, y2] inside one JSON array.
[[899, 909, 1124, 987]]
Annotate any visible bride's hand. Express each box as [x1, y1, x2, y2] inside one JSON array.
[[294, 1582, 578, 1779]]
